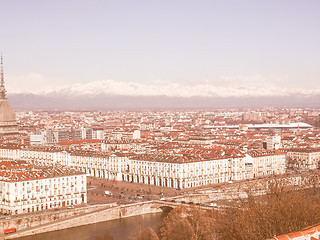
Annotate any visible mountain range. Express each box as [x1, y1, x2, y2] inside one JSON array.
[[7, 80, 320, 110]]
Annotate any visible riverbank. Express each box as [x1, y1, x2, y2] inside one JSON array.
[[15, 212, 168, 240], [2, 201, 163, 240]]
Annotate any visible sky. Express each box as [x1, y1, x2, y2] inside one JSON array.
[[0, 0, 319, 97]]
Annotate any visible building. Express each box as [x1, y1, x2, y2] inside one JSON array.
[[0, 160, 87, 215], [0, 145, 128, 181], [123, 153, 233, 189], [267, 223, 320, 240], [244, 150, 286, 178], [287, 148, 320, 169], [266, 135, 281, 150], [0, 55, 19, 137], [0, 145, 286, 189], [30, 127, 104, 145], [92, 127, 105, 140], [30, 133, 45, 145], [123, 149, 286, 189]]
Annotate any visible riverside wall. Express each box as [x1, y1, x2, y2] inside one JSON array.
[[0, 203, 114, 235], [170, 190, 249, 203], [2, 201, 162, 239]]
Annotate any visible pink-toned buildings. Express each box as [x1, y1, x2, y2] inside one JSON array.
[[0, 144, 286, 189], [0, 160, 87, 215]]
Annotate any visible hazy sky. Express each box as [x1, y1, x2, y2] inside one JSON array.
[[0, 0, 319, 96]]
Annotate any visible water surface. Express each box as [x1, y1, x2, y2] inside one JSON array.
[[16, 212, 167, 240]]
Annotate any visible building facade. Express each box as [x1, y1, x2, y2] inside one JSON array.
[[0, 160, 87, 215], [123, 150, 286, 189], [287, 148, 320, 169], [0, 145, 286, 189]]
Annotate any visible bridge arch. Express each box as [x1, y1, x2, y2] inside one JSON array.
[[159, 205, 174, 212]]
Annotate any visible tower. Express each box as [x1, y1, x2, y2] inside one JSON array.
[[0, 55, 19, 136], [0, 55, 7, 99]]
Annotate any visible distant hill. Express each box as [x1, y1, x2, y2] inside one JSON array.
[[8, 93, 320, 111]]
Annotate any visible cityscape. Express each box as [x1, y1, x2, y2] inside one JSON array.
[[1, 1, 320, 240], [2, 84, 320, 239]]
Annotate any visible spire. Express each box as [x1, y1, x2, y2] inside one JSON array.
[[0, 54, 7, 99]]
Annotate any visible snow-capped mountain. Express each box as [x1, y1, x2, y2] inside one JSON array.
[[7, 79, 320, 110], [47, 79, 320, 98]]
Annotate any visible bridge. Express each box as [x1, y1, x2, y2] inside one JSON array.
[[151, 200, 214, 212], [152, 200, 186, 212]]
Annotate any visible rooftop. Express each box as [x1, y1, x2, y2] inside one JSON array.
[[0, 160, 85, 182]]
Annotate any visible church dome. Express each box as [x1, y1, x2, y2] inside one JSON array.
[[0, 55, 19, 136], [0, 100, 16, 123]]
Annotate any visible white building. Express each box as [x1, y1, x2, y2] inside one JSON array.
[[30, 133, 46, 145], [0, 145, 286, 189], [0, 145, 127, 181], [245, 150, 286, 178], [287, 148, 320, 169], [30, 127, 105, 146], [132, 130, 141, 139], [0, 160, 87, 215], [92, 128, 105, 140], [266, 135, 282, 150], [123, 149, 286, 189]]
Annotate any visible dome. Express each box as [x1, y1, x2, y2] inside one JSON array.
[[0, 100, 16, 123], [0, 55, 19, 136]]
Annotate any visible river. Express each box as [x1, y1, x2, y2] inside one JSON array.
[[15, 212, 168, 240]]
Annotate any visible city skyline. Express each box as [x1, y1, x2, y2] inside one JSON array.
[[0, 0, 319, 101]]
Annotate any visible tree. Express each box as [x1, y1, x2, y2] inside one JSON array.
[[137, 227, 159, 240], [160, 206, 216, 240], [216, 178, 320, 240], [130, 222, 159, 240], [140, 174, 320, 240], [162, 218, 195, 240]]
